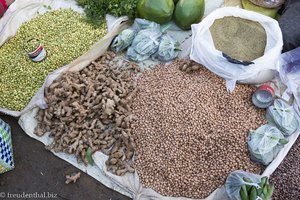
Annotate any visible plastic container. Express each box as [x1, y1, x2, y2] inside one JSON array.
[[252, 82, 275, 108], [25, 39, 47, 62]]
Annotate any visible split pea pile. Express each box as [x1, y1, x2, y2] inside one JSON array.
[[0, 9, 106, 111], [131, 60, 265, 198], [271, 137, 300, 200]]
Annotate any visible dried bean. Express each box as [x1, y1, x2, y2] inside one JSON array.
[[131, 59, 265, 198]]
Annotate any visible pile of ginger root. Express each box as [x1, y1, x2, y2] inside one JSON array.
[[35, 52, 139, 176]]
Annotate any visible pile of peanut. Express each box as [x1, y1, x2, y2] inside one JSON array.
[[271, 137, 300, 200], [35, 52, 139, 176], [131, 60, 265, 198]]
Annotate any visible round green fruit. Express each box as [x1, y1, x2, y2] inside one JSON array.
[[137, 0, 175, 24], [174, 0, 205, 30]]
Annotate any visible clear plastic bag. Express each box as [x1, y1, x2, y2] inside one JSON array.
[[131, 18, 161, 31], [111, 29, 136, 53], [279, 47, 300, 109], [249, 0, 285, 8], [152, 34, 181, 62], [130, 29, 161, 57], [111, 18, 161, 53], [225, 170, 261, 200], [126, 46, 150, 62], [266, 99, 299, 136], [248, 124, 287, 165]]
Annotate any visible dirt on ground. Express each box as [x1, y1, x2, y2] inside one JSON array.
[[0, 115, 130, 200]]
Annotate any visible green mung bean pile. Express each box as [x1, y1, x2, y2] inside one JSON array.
[[0, 9, 107, 111]]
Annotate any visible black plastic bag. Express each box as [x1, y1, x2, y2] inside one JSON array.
[[279, 0, 300, 52]]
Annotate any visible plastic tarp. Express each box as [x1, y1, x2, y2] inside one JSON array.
[[3, 0, 300, 200]]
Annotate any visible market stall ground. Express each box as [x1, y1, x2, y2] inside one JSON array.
[[0, 115, 130, 200]]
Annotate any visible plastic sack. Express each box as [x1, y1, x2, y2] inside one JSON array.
[[279, 47, 300, 108], [279, 0, 300, 52], [190, 7, 283, 92], [248, 124, 287, 165], [0, 118, 14, 174], [225, 170, 261, 200], [266, 99, 299, 136], [153, 34, 181, 62], [249, 0, 285, 8]]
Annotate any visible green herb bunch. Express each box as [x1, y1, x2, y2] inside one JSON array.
[[76, 0, 138, 26]]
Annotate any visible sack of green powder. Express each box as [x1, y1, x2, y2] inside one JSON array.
[[0, 118, 14, 174], [266, 99, 299, 136], [190, 7, 283, 92], [247, 124, 288, 165]]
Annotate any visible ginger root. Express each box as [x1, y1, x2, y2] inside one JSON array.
[[65, 172, 81, 184], [34, 52, 139, 176]]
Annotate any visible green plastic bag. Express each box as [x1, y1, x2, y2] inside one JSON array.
[[137, 0, 174, 24], [0, 118, 14, 174]]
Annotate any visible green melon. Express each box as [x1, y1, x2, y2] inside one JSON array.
[[137, 0, 175, 24], [174, 0, 205, 30]]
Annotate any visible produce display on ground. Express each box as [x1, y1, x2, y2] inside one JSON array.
[[270, 137, 300, 200], [0, 9, 106, 111], [210, 16, 266, 61], [131, 60, 266, 198], [34, 51, 139, 176]]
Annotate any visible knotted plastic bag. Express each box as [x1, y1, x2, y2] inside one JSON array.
[[248, 124, 287, 165], [266, 99, 299, 136], [131, 18, 160, 31], [225, 170, 261, 200], [111, 29, 136, 53], [111, 18, 160, 53], [126, 47, 150, 62], [127, 28, 162, 62], [153, 34, 181, 62]]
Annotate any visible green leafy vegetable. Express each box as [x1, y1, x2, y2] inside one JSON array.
[[86, 147, 94, 165], [76, 0, 138, 26]]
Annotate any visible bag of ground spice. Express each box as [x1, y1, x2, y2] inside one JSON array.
[[0, 118, 14, 174], [190, 7, 283, 92]]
